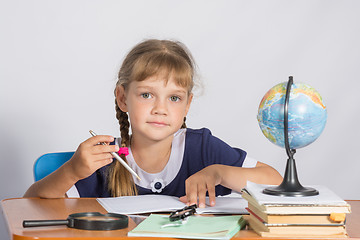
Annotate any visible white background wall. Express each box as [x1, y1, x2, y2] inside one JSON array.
[[1, 0, 359, 238]]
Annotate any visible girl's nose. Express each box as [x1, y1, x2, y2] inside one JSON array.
[[151, 99, 167, 115]]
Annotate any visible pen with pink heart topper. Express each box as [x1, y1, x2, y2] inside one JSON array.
[[89, 130, 141, 181]]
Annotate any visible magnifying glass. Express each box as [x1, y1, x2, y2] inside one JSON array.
[[23, 212, 128, 231]]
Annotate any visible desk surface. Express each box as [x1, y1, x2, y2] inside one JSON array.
[[1, 198, 359, 240]]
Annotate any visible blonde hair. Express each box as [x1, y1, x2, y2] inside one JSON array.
[[108, 39, 196, 197]]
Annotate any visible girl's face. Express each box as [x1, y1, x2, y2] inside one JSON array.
[[116, 74, 193, 144]]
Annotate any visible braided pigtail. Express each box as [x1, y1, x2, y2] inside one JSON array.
[[107, 101, 138, 197], [181, 117, 187, 129]]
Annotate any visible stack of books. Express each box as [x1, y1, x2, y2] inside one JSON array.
[[242, 182, 351, 238]]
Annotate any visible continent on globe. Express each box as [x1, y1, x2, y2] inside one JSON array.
[[257, 82, 327, 149]]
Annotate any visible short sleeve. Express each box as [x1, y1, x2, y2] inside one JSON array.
[[66, 185, 80, 198], [241, 156, 258, 168]]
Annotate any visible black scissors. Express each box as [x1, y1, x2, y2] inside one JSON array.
[[169, 204, 197, 222]]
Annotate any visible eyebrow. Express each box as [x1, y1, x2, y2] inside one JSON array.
[[135, 86, 187, 95]]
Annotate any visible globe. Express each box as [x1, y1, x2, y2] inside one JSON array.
[[257, 82, 327, 149]]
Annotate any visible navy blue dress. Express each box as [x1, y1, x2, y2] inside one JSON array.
[[75, 128, 247, 197]]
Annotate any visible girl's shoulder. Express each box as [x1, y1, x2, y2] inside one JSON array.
[[184, 127, 247, 166], [185, 127, 212, 136], [184, 127, 231, 152], [185, 127, 220, 144]]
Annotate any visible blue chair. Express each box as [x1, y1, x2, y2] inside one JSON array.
[[33, 152, 75, 181]]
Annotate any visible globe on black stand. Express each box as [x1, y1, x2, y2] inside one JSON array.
[[263, 76, 319, 197]]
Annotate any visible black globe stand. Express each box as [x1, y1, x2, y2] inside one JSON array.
[[263, 76, 319, 197]]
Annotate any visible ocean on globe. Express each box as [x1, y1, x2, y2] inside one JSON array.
[[257, 82, 327, 149]]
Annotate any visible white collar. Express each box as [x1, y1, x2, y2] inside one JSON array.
[[116, 128, 186, 191]]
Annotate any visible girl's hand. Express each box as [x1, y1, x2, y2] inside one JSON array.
[[67, 135, 119, 181], [179, 163, 283, 208], [180, 165, 222, 208]]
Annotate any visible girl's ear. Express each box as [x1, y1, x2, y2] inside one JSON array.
[[115, 85, 128, 112]]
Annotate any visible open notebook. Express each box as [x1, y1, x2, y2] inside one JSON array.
[[97, 194, 248, 215]]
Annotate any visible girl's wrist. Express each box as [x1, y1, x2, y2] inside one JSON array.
[[62, 160, 82, 184], [210, 164, 224, 185]]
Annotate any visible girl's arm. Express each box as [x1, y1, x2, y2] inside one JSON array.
[[216, 161, 283, 192], [23, 160, 81, 198], [23, 135, 118, 198], [181, 161, 283, 208]]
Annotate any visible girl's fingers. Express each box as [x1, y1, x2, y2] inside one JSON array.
[[185, 181, 198, 206], [207, 184, 216, 207], [197, 184, 207, 208], [85, 135, 115, 146], [90, 158, 114, 172], [179, 196, 187, 204], [184, 175, 217, 208], [91, 144, 119, 154], [92, 153, 115, 162], [98, 158, 114, 167]]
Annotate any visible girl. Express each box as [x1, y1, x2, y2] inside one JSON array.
[[24, 39, 282, 208]]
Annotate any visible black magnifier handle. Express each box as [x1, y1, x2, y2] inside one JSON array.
[[23, 219, 69, 227]]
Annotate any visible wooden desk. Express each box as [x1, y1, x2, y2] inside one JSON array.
[[1, 198, 359, 240]]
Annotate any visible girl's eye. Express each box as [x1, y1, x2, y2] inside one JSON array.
[[170, 96, 180, 102], [141, 93, 152, 99]]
